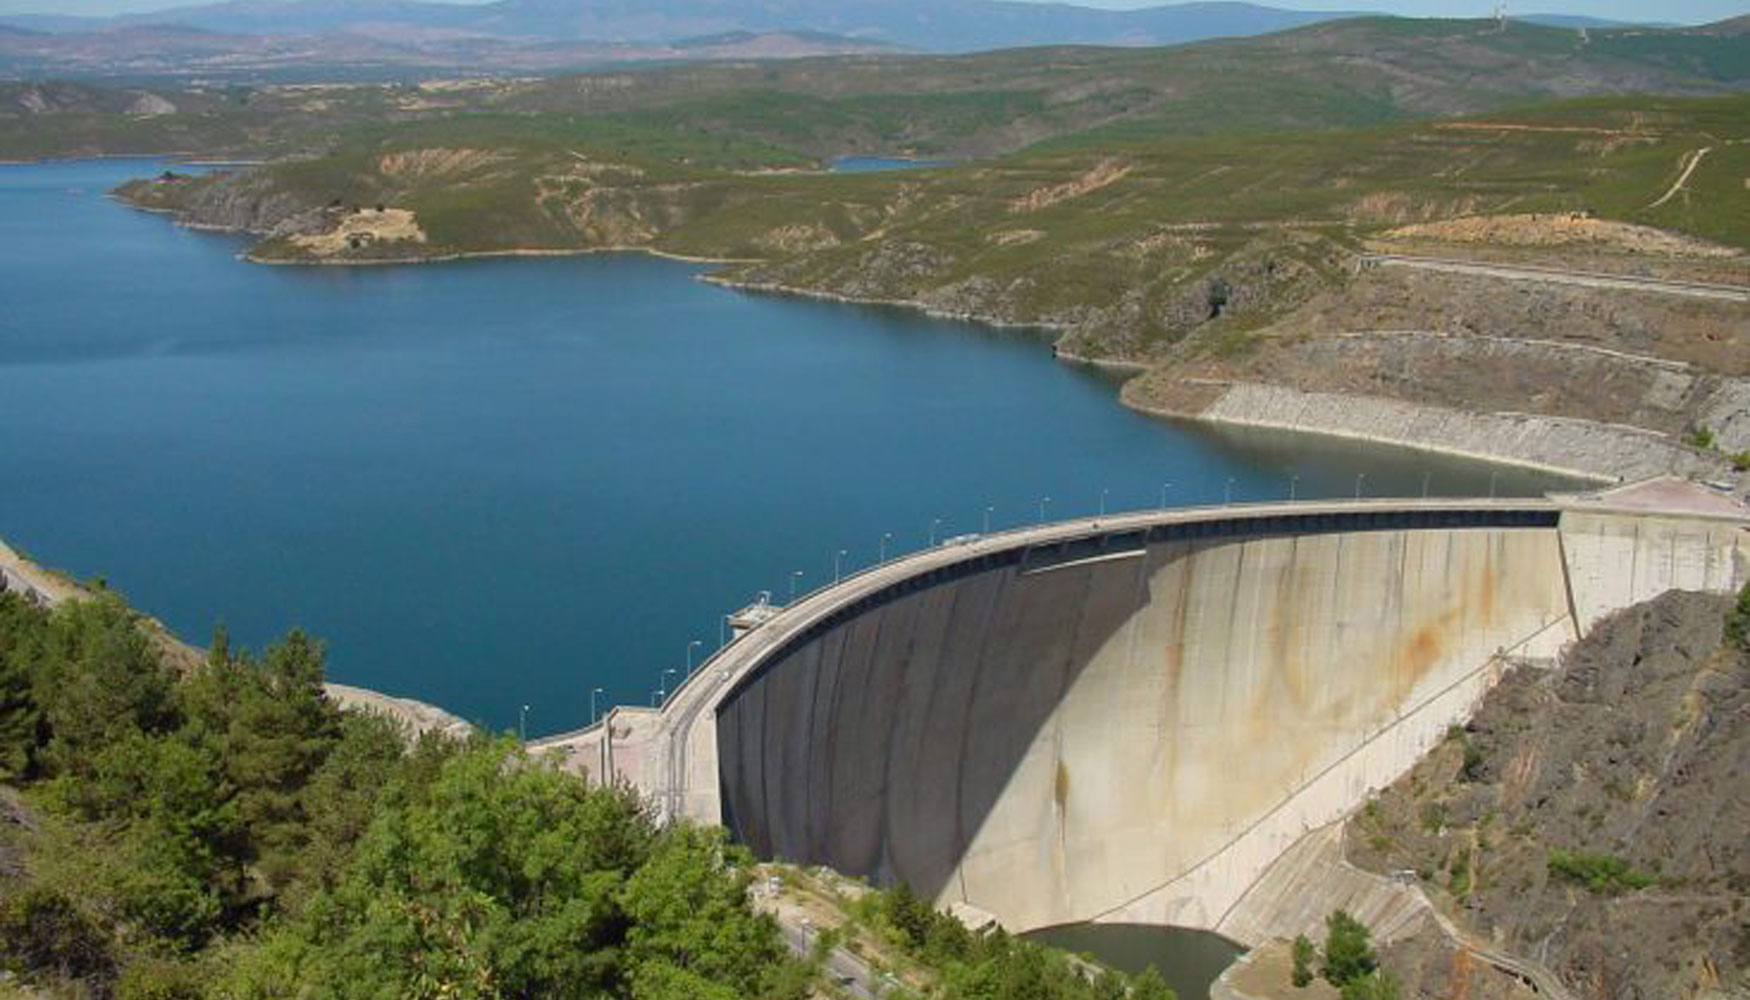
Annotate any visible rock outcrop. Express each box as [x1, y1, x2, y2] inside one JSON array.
[[1346, 589, 1750, 1000]]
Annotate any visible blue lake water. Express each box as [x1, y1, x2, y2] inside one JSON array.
[[0, 159, 1572, 734], [831, 155, 953, 173]]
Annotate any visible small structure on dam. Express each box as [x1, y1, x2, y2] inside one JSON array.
[[534, 479, 1748, 945]]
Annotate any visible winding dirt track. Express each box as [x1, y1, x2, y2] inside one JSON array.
[[1646, 146, 1712, 210]]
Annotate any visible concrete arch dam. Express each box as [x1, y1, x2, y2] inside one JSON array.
[[544, 491, 1749, 938]]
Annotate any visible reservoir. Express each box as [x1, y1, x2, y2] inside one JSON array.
[[0, 159, 1572, 734]]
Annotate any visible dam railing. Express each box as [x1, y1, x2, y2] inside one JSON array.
[[528, 495, 1562, 752]]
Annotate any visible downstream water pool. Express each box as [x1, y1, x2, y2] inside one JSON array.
[[0, 159, 1573, 734], [1024, 924, 1244, 1000]]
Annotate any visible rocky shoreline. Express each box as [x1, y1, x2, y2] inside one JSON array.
[[1124, 380, 1717, 485], [108, 176, 1749, 493]]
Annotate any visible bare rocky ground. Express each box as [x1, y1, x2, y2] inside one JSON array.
[[1343, 590, 1750, 1000], [1123, 252, 1750, 472]]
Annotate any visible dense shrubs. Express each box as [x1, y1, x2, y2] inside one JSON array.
[[1727, 581, 1750, 651], [1288, 910, 1401, 999], [874, 882, 1177, 1000], [0, 589, 807, 999], [1547, 849, 1656, 894]]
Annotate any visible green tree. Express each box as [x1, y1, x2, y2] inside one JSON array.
[[1130, 967, 1178, 1000], [0, 885, 114, 983], [31, 594, 178, 779], [1727, 581, 1750, 651], [1292, 933, 1317, 987], [282, 710, 408, 904], [1340, 971, 1403, 1000], [884, 880, 937, 951], [222, 739, 808, 1000], [629, 961, 743, 1000], [181, 630, 343, 891], [1321, 910, 1377, 987], [0, 592, 44, 779], [619, 825, 800, 999], [1547, 849, 1655, 894]]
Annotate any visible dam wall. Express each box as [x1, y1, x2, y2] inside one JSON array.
[[715, 509, 1578, 933], [536, 489, 1748, 940], [1560, 508, 1750, 631]]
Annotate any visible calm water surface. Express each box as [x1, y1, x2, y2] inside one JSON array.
[[831, 155, 953, 172], [1024, 924, 1243, 1000], [0, 160, 1572, 733]]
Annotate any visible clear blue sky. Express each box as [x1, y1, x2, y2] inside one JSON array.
[[0, 0, 1738, 24]]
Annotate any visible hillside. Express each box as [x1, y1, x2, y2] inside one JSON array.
[[5, 16, 1750, 159], [1344, 587, 1750, 1000], [0, 565, 1183, 1000], [0, 24, 906, 80], [107, 88, 1750, 483]]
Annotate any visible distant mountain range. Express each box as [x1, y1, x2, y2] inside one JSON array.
[[0, 0, 1722, 80], [0, 23, 913, 78], [4, 0, 1371, 54]]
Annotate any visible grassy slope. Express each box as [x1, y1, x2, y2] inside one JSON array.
[[6, 15, 1749, 163], [117, 93, 1747, 364]]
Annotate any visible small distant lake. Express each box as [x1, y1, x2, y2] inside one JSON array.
[[831, 155, 953, 173], [1024, 924, 1244, 1000], [0, 159, 1576, 734]]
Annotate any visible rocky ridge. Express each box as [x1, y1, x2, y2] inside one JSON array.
[[1345, 589, 1750, 1000]]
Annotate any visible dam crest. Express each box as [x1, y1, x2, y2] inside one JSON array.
[[535, 480, 1749, 944]]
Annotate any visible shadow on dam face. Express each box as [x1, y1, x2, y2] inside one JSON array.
[[715, 511, 1576, 932]]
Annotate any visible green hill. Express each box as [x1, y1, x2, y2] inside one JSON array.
[[6, 15, 1749, 164]]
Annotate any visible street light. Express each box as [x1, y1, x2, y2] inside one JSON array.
[[1489, 471, 1498, 499], [1355, 472, 1367, 500], [1098, 487, 1109, 517], [651, 689, 663, 707], [686, 640, 702, 674], [878, 532, 892, 563], [833, 548, 847, 583], [789, 569, 804, 603], [929, 517, 943, 546], [518, 704, 529, 742], [982, 505, 993, 534], [1289, 475, 1299, 502], [663, 668, 677, 692], [1421, 471, 1431, 499], [1160, 482, 1173, 510], [1224, 478, 1235, 505], [590, 687, 603, 725], [1038, 496, 1051, 523]]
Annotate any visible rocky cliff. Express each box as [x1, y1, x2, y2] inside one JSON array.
[[1345, 589, 1750, 1000]]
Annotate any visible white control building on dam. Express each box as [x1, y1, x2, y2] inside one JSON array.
[[534, 479, 1749, 945]]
